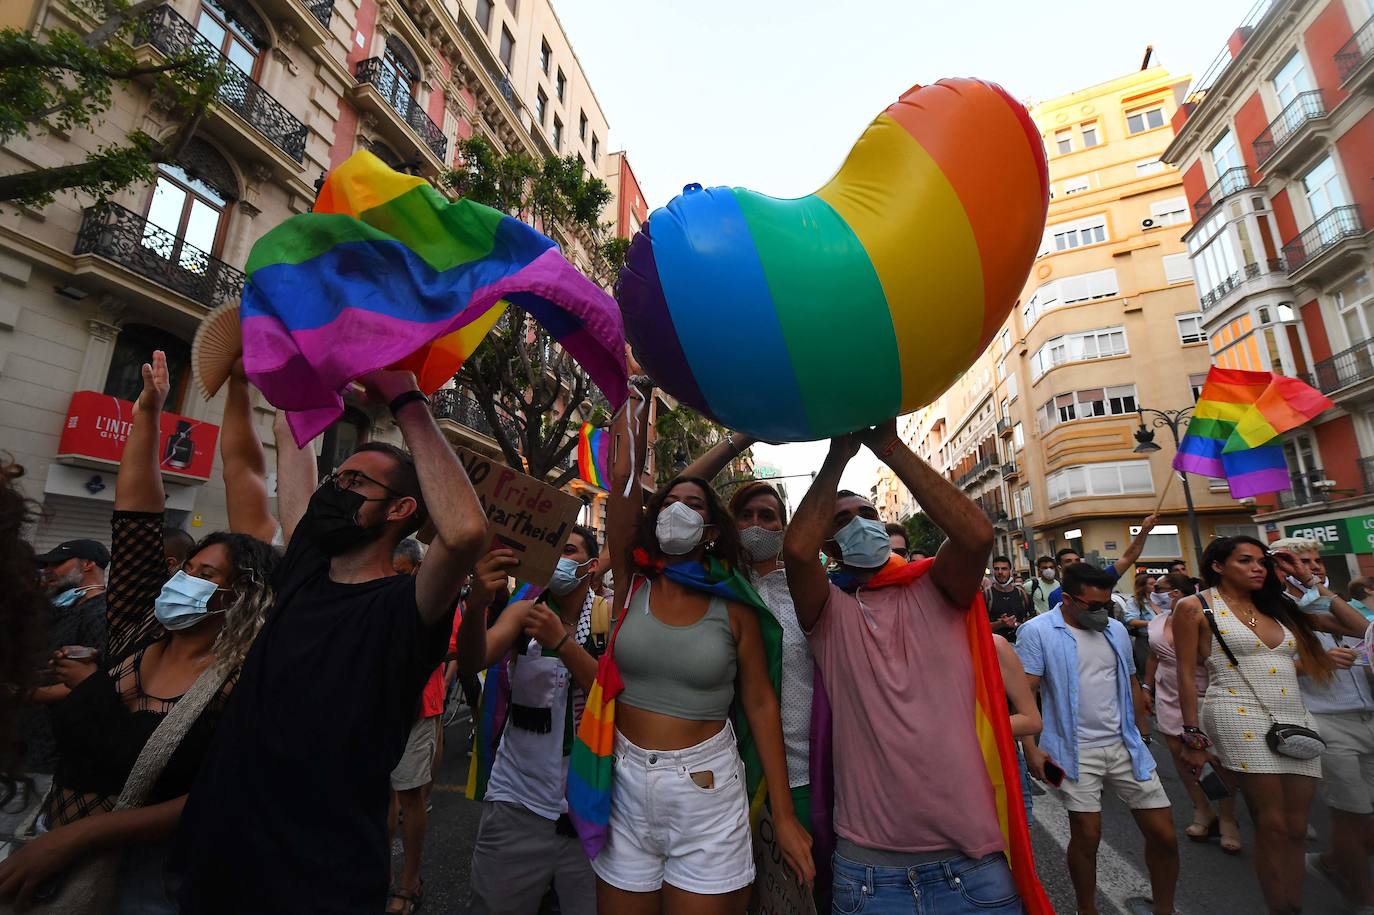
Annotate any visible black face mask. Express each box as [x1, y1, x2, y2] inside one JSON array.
[[306, 481, 389, 557]]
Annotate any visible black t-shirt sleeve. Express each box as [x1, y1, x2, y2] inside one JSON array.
[[273, 501, 329, 591], [382, 576, 455, 699]]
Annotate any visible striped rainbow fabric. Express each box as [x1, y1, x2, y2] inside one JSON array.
[[616, 78, 1048, 442], [576, 422, 610, 489], [241, 150, 626, 445], [1174, 367, 1331, 498]]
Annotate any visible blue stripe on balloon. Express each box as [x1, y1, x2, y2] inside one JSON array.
[[650, 187, 810, 438]]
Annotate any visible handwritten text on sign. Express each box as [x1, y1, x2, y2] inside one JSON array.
[[457, 447, 582, 586], [750, 808, 817, 915]]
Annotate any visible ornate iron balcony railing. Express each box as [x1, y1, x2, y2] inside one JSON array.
[[354, 57, 448, 161]]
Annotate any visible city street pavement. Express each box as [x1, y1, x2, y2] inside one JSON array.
[[412, 712, 1357, 914]]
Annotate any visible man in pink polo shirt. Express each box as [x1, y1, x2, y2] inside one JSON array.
[[784, 422, 1020, 914]]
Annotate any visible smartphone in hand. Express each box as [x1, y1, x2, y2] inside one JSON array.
[[1043, 759, 1066, 788], [1199, 762, 1230, 800]]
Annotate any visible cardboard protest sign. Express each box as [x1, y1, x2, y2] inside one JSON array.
[[457, 447, 583, 587], [750, 807, 817, 915]]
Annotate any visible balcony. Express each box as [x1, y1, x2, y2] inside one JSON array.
[[73, 203, 246, 310], [997, 418, 1012, 437], [1001, 460, 1019, 479], [432, 388, 519, 447], [956, 455, 996, 489], [1192, 167, 1253, 220], [1313, 336, 1374, 398], [1337, 16, 1374, 91], [1282, 206, 1368, 284], [247, 0, 334, 49], [1252, 91, 1329, 177], [353, 57, 448, 165], [1198, 258, 1287, 313], [136, 6, 307, 164]]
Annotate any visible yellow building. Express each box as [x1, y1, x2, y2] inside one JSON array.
[[891, 67, 1254, 576]]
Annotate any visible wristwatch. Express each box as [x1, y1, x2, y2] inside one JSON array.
[[388, 390, 430, 416]]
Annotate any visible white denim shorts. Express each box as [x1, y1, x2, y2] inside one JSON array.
[[590, 722, 754, 894], [1054, 740, 1171, 813]]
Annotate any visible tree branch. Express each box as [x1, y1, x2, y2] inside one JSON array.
[[82, 0, 168, 47]]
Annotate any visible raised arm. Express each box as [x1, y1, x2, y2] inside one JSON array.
[[272, 409, 317, 545], [682, 432, 756, 483], [362, 370, 489, 625], [1113, 514, 1157, 578], [861, 420, 993, 607], [113, 350, 168, 513], [783, 436, 858, 632], [606, 379, 652, 618], [220, 362, 278, 543]]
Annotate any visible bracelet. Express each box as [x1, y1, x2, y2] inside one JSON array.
[[1142, 683, 1155, 693], [388, 389, 430, 416], [1181, 727, 1212, 751], [552, 632, 571, 652]]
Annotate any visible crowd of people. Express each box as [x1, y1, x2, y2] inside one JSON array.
[[2, 355, 1374, 915]]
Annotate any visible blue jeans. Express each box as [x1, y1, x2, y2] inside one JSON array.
[[831, 851, 1023, 914], [1017, 745, 1034, 823]]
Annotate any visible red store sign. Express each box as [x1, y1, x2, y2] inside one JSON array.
[[57, 391, 220, 482]]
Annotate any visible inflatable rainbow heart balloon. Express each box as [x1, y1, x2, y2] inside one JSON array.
[[617, 78, 1049, 442]]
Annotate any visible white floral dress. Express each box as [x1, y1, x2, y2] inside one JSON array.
[[1200, 588, 1321, 777]]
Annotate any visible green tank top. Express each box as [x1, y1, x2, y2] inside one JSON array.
[[615, 583, 737, 720]]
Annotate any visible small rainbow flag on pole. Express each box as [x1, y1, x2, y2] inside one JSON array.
[[1173, 367, 1332, 498], [240, 150, 627, 445], [576, 423, 610, 490]]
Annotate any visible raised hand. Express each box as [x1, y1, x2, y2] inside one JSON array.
[[357, 367, 420, 406], [827, 432, 862, 465], [467, 548, 520, 613], [136, 349, 170, 415], [858, 417, 900, 453]]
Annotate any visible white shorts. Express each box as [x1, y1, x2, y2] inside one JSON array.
[[1314, 711, 1374, 814], [1054, 741, 1171, 814], [390, 715, 439, 792], [591, 722, 754, 894]]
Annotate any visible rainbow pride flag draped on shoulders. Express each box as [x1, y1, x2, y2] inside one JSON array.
[[576, 423, 610, 489], [566, 558, 781, 857], [240, 150, 627, 444], [811, 556, 1051, 914], [1174, 367, 1332, 498]]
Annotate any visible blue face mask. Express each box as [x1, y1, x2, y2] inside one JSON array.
[[547, 556, 592, 597], [833, 516, 891, 570], [52, 586, 93, 608], [154, 571, 228, 631]]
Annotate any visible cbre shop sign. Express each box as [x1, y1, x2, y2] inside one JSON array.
[[1282, 515, 1374, 555]]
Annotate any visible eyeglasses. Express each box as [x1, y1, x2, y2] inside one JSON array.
[[325, 469, 410, 500], [892, 547, 909, 558]]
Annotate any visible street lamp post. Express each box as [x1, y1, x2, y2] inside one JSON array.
[[1133, 406, 1205, 572]]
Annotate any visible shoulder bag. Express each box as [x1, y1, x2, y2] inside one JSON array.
[[1199, 590, 1325, 761], [1, 663, 231, 915]]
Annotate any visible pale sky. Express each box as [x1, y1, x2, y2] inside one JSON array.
[[555, 0, 1257, 510]]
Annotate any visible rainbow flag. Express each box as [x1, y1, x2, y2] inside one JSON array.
[[240, 150, 626, 445], [1174, 367, 1331, 498], [576, 423, 610, 489], [464, 660, 510, 801]]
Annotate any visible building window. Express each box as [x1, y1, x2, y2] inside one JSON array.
[[377, 36, 420, 113], [1126, 105, 1165, 134], [1301, 155, 1348, 220], [1023, 268, 1119, 326], [1209, 129, 1242, 175], [555, 68, 566, 102], [578, 110, 587, 141], [1150, 196, 1189, 226], [1006, 371, 1018, 401], [1031, 326, 1128, 380], [1055, 129, 1072, 155], [535, 86, 547, 124], [1062, 175, 1091, 196], [143, 158, 232, 274], [1013, 423, 1024, 450], [318, 407, 370, 477], [1048, 215, 1107, 251], [1135, 158, 1166, 176], [499, 26, 515, 70], [539, 38, 550, 73], [552, 115, 563, 150], [1162, 252, 1192, 284], [105, 324, 192, 413], [1272, 50, 1313, 108], [1038, 385, 1137, 431], [1080, 122, 1099, 148], [476, 0, 493, 32], [1047, 460, 1154, 504], [194, 0, 265, 76], [590, 134, 599, 163], [1189, 372, 1208, 402], [1000, 329, 1012, 355], [1020, 484, 1033, 513], [1337, 272, 1374, 347], [1177, 313, 1206, 344]]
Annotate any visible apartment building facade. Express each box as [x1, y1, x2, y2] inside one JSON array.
[[1162, 0, 1374, 587], [0, 0, 624, 547], [890, 67, 1253, 577]]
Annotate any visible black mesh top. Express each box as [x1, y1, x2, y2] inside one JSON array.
[[44, 511, 236, 826]]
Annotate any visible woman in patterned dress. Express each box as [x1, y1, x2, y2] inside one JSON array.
[[1172, 536, 1335, 915]]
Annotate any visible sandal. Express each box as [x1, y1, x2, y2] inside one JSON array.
[[1219, 816, 1242, 855], [1185, 811, 1219, 842], [385, 880, 423, 915]]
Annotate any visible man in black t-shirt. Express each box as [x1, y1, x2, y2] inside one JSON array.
[[174, 369, 491, 915], [985, 554, 1032, 644]]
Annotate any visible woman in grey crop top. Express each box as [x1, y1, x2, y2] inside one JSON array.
[[591, 395, 813, 909]]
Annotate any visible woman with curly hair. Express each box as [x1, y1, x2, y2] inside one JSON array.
[[0, 460, 47, 821], [584, 380, 811, 915], [0, 352, 278, 913]]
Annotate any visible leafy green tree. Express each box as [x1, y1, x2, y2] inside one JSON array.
[[652, 404, 752, 489], [0, 0, 223, 206], [441, 135, 626, 483], [902, 512, 947, 556]]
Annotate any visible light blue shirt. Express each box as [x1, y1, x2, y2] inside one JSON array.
[[1016, 610, 1155, 782], [1117, 595, 1155, 626]]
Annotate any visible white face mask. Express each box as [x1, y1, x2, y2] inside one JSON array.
[[1040, 568, 1057, 582], [1149, 591, 1173, 610], [740, 526, 785, 562], [656, 501, 706, 556]]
